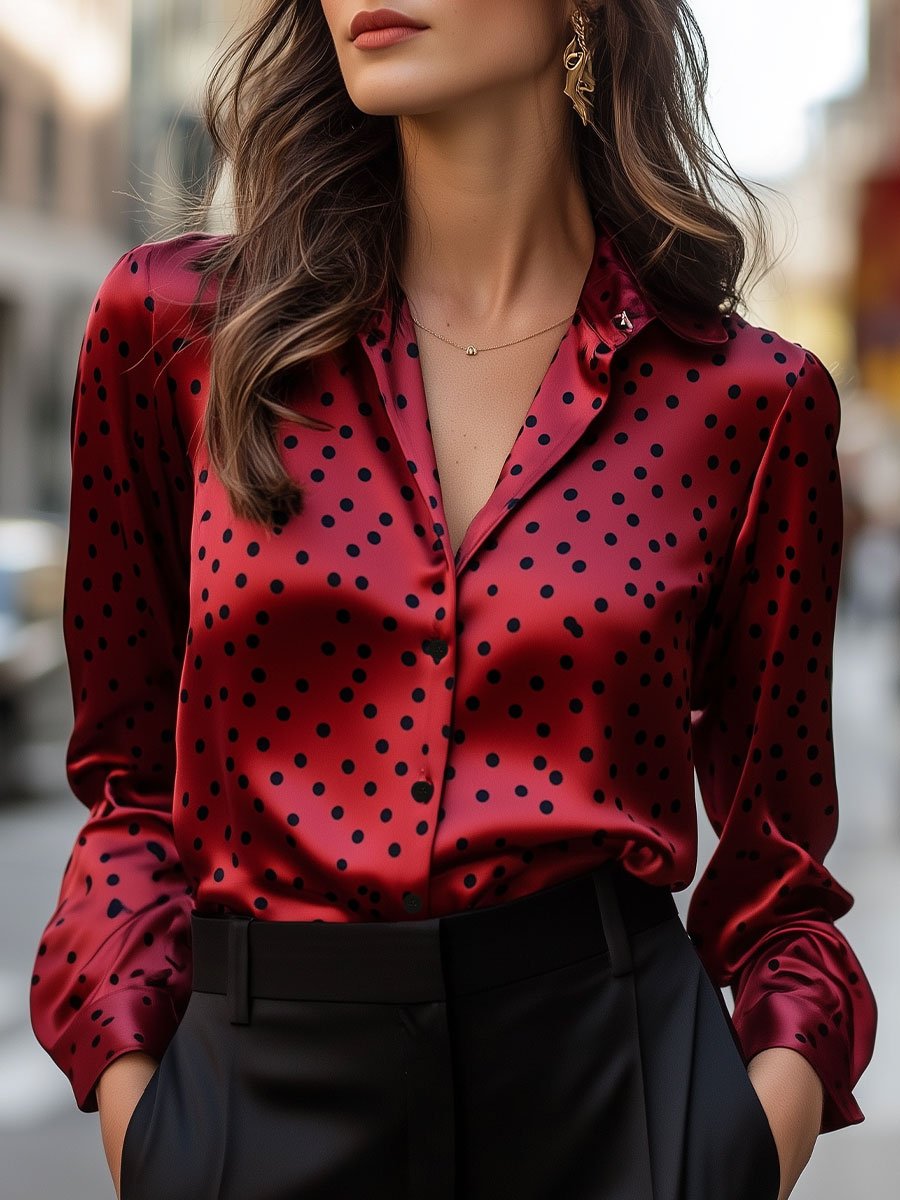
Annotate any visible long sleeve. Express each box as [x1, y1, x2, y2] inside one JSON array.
[[687, 347, 877, 1135], [29, 244, 195, 1114]]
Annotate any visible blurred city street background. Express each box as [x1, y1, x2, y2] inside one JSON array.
[[0, 1, 898, 1197]]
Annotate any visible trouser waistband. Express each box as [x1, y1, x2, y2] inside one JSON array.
[[188, 859, 678, 1023]]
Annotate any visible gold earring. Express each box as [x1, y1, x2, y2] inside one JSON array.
[[563, 7, 596, 128]]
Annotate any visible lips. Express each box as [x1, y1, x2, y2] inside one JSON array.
[[349, 8, 429, 40]]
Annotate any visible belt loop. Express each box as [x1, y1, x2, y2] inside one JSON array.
[[592, 862, 633, 977], [227, 914, 253, 1025]]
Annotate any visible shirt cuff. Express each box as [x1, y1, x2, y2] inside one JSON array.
[[730, 981, 865, 1134], [50, 985, 181, 1114]]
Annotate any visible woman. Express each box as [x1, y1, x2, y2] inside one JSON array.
[[29, 2, 877, 1198]]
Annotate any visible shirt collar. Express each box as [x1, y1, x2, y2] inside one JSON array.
[[366, 214, 730, 349], [352, 217, 729, 577], [576, 213, 730, 347]]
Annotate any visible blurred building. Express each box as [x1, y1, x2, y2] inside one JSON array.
[[128, 0, 245, 246], [0, 0, 246, 523], [751, 0, 900, 417], [0, 0, 131, 516], [850, 0, 900, 412]]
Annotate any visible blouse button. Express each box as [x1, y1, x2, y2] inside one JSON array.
[[403, 892, 423, 913], [425, 637, 448, 664], [411, 779, 434, 803]]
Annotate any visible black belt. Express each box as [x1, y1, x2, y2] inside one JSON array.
[[189, 859, 679, 1013]]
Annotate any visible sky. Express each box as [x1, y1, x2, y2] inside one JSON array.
[[690, 0, 869, 178]]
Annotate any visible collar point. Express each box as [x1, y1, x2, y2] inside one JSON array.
[[656, 308, 731, 345]]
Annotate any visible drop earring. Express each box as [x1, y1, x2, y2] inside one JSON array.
[[563, 7, 597, 129]]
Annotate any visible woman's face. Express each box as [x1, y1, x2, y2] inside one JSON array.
[[319, 1, 575, 121]]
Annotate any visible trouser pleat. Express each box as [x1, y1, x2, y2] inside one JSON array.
[[591, 866, 656, 1200]]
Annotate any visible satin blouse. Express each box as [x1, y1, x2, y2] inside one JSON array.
[[29, 222, 876, 1131]]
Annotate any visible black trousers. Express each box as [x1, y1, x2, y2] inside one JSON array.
[[118, 861, 781, 1200]]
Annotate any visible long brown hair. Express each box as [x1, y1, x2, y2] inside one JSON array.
[[156, 0, 783, 529]]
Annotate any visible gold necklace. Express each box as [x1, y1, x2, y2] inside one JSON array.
[[408, 306, 576, 357]]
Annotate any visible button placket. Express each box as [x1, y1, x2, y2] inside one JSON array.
[[405, 590, 453, 916], [402, 614, 452, 918]]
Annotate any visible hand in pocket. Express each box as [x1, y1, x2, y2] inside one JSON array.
[[96, 1052, 161, 1199], [746, 1046, 826, 1200]]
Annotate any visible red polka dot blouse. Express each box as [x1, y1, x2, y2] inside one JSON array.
[[29, 222, 876, 1132]]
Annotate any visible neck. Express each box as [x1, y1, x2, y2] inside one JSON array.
[[395, 95, 597, 332]]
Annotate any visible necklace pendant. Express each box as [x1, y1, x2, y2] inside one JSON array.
[[466, 345, 477, 356], [613, 309, 633, 332]]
